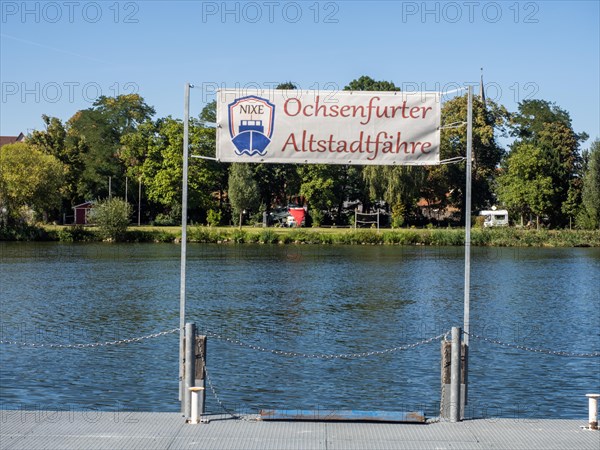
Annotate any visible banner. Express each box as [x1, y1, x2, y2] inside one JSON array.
[[216, 89, 440, 165]]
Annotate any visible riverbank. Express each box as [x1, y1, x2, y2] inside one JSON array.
[[2, 224, 600, 247], [1, 410, 598, 450]]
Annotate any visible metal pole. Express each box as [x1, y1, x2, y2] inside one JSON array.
[[184, 322, 196, 419], [138, 177, 142, 226], [109, 176, 112, 199], [179, 82, 191, 407], [463, 85, 473, 405], [125, 176, 128, 203], [450, 326, 462, 422]]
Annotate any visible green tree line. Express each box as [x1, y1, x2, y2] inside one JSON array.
[[1, 76, 599, 230]]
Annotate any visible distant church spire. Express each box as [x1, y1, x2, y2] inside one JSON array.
[[479, 67, 486, 108]]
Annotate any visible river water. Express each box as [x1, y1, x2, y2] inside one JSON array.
[[1, 242, 599, 419]]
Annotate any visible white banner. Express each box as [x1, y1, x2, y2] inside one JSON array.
[[216, 89, 440, 165]]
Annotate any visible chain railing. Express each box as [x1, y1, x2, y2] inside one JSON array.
[[203, 330, 448, 359], [202, 356, 259, 421], [465, 331, 600, 358], [4, 327, 597, 359], [0, 328, 180, 349]]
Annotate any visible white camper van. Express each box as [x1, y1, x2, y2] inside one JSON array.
[[479, 209, 509, 228]]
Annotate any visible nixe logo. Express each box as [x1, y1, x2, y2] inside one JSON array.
[[228, 95, 276, 156]]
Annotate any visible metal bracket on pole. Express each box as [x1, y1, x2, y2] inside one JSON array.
[[191, 155, 219, 161]]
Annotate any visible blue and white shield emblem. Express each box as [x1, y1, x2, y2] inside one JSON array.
[[228, 95, 275, 156]]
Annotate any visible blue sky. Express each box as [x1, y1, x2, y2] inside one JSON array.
[[1, 1, 599, 148]]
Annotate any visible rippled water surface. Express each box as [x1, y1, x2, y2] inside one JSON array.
[[1, 242, 599, 419]]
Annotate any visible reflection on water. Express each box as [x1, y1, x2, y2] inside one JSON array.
[[1, 242, 598, 418]]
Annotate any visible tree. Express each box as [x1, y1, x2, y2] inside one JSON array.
[[298, 164, 337, 215], [0, 143, 64, 224], [28, 115, 84, 215], [344, 75, 400, 92], [363, 165, 425, 224], [496, 143, 555, 227], [228, 163, 260, 227], [93, 94, 156, 136], [140, 116, 222, 222], [508, 99, 588, 227], [250, 82, 300, 212], [67, 94, 155, 201], [339, 76, 404, 221], [91, 197, 132, 241], [578, 139, 600, 229], [510, 99, 573, 140], [430, 94, 509, 223]]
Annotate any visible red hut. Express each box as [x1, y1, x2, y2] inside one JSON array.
[[73, 201, 94, 225]]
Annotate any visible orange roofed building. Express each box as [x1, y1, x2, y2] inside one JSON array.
[[0, 133, 25, 148]]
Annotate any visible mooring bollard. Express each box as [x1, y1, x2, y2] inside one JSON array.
[[586, 394, 600, 430], [189, 387, 206, 424]]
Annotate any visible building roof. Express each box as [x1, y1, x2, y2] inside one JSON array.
[[0, 133, 25, 147], [73, 201, 94, 209]]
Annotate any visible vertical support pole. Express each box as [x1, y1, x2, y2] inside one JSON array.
[[450, 327, 462, 422], [184, 322, 196, 419], [463, 85, 473, 408], [179, 82, 191, 408], [125, 176, 128, 203], [354, 209, 357, 229], [108, 176, 112, 199], [587, 394, 600, 430], [138, 177, 142, 226]]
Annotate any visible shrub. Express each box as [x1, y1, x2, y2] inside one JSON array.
[[124, 229, 175, 243], [288, 230, 311, 243], [391, 203, 405, 228], [188, 226, 227, 243], [231, 229, 247, 243], [0, 223, 53, 241], [342, 230, 383, 245], [206, 209, 222, 227], [91, 198, 132, 242], [311, 210, 325, 227], [56, 226, 97, 242], [258, 229, 279, 244]]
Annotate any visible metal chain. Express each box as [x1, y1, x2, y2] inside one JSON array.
[[0, 328, 180, 349], [202, 356, 257, 422], [466, 332, 600, 358], [203, 330, 448, 359]]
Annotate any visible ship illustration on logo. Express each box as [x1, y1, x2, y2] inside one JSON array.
[[228, 95, 276, 156]]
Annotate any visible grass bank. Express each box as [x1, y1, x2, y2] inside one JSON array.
[[4, 225, 598, 247]]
